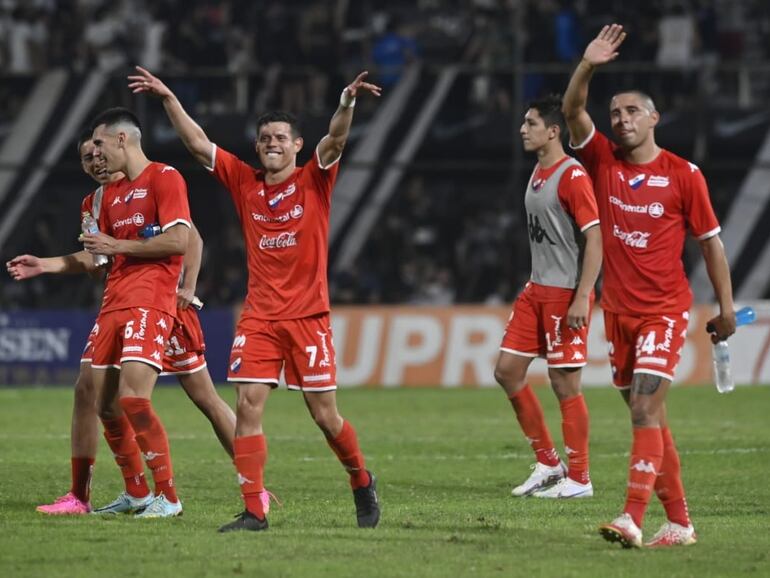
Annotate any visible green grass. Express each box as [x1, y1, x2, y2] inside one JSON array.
[[1, 385, 769, 578]]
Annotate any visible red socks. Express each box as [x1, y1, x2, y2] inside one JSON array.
[[327, 420, 370, 489], [233, 434, 267, 518], [101, 414, 150, 498], [560, 394, 590, 484], [119, 397, 178, 503], [655, 426, 690, 526], [70, 457, 95, 503], [624, 427, 664, 527], [508, 385, 560, 467]]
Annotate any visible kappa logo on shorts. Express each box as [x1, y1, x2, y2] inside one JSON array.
[[572, 351, 584, 360], [151, 351, 161, 361], [230, 357, 242, 373], [232, 334, 246, 349]]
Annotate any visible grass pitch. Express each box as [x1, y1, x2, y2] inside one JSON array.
[[0, 385, 768, 578]]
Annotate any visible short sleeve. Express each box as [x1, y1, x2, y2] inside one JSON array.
[[210, 144, 254, 205], [154, 166, 191, 232], [307, 146, 340, 207], [570, 125, 615, 179], [557, 164, 600, 232], [681, 164, 720, 240], [80, 192, 94, 217]]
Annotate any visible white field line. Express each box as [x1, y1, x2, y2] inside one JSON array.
[[0, 431, 767, 463]]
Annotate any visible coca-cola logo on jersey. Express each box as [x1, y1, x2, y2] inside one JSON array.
[[259, 231, 298, 250], [613, 225, 650, 248]]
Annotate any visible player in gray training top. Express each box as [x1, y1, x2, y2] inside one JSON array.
[[494, 94, 602, 499]]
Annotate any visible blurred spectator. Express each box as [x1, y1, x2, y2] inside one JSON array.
[[370, 13, 420, 88]]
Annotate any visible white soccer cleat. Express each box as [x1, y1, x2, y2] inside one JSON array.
[[599, 513, 643, 548], [92, 491, 153, 515], [645, 521, 697, 547], [532, 477, 594, 499], [134, 493, 183, 518], [511, 461, 566, 497]]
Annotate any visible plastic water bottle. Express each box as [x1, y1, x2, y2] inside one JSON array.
[[81, 214, 108, 267], [712, 341, 734, 394], [710, 306, 756, 394]]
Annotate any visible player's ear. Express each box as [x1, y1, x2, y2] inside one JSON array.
[[294, 136, 304, 153], [649, 110, 660, 127]]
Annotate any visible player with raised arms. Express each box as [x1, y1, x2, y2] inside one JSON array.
[[129, 66, 382, 532]]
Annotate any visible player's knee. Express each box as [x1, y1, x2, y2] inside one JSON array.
[[74, 374, 96, 407], [629, 402, 657, 427], [312, 407, 341, 436], [494, 364, 524, 391]]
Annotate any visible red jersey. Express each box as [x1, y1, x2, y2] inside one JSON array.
[[209, 145, 339, 320], [573, 127, 720, 314], [97, 162, 191, 317], [81, 190, 95, 218]]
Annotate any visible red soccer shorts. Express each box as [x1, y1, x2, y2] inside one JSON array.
[[80, 321, 98, 363], [160, 306, 207, 376], [603, 310, 689, 389], [227, 313, 337, 391], [500, 282, 593, 368], [91, 307, 175, 371]]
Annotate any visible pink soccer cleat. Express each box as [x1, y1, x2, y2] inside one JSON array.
[[645, 522, 697, 547], [36, 492, 91, 515]]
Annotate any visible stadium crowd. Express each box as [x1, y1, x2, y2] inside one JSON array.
[[1, 0, 768, 309]]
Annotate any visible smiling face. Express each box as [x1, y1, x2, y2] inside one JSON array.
[[79, 139, 110, 184], [609, 92, 659, 150], [520, 108, 558, 152], [255, 121, 303, 175], [91, 123, 126, 174]]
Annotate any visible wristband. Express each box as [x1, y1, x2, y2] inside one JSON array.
[[340, 89, 356, 108]]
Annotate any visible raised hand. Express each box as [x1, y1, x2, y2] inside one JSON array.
[[343, 71, 382, 100], [583, 24, 627, 67], [6, 255, 44, 280], [127, 66, 174, 99]]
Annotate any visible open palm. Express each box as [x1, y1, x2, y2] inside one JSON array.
[[583, 24, 627, 66]]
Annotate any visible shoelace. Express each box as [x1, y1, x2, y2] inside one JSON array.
[[261, 490, 282, 508]]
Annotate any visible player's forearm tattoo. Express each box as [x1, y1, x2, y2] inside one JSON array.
[[632, 374, 663, 395]]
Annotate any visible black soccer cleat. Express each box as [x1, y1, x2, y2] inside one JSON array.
[[218, 510, 269, 533], [353, 470, 380, 528]]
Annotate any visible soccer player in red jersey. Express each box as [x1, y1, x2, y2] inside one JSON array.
[[7, 128, 252, 517], [9, 130, 124, 515], [129, 66, 382, 532], [562, 24, 736, 547], [495, 95, 602, 499]]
